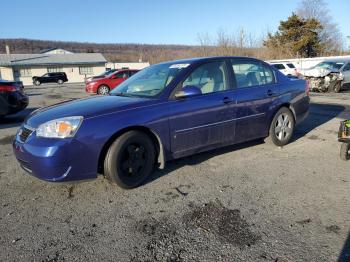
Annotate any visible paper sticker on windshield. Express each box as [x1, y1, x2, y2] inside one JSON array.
[[169, 63, 190, 69]]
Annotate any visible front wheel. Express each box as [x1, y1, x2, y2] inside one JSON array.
[[340, 143, 350, 161], [266, 107, 295, 146], [97, 85, 110, 95], [104, 131, 155, 189], [34, 80, 41, 86]]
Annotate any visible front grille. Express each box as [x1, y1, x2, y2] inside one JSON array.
[[19, 126, 33, 143]]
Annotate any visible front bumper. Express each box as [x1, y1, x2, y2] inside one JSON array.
[[85, 82, 98, 94], [12, 126, 97, 182]]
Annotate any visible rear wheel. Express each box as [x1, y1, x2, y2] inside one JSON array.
[[104, 131, 155, 189], [97, 85, 110, 95], [57, 79, 64, 85], [266, 107, 295, 146], [340, 143, 350, 161]]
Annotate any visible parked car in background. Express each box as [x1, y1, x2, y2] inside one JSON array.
[[32, 72, 68, 86], [85, 69, 117, 83], [270, 62, 299, 77], [13, 56, 309, 189], [0, 79, 28, 117], [300, 60, 350, 92], [85, 69, 139, 95]]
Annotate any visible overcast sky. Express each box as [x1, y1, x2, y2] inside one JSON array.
[[1, 0, 349, 46]]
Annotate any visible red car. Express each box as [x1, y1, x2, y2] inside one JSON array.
[[85, 69, 139, 95]]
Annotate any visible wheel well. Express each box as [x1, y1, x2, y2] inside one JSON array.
[[277, 103, 296, 121], [97, 126, 162, 174]]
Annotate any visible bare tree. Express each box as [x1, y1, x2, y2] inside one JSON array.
[[296, 0, 344, 54], [197, 32, 213, 57]]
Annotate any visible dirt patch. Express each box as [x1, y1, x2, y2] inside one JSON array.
[[183, 202, 260, 247], [308, 135, 319, 140], [326, 225, 340, 234], [45, 94, 62, 99], [133, 202, 260, 261], [0, 135, 14, 145], [135, 218, 189, 261]]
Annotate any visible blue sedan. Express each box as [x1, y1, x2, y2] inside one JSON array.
[[13, 57, 309, 188]]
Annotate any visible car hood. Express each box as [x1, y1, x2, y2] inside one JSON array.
[[300, 67, 338, 77], [25, 95, 160, 128]]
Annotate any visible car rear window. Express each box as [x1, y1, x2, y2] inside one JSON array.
[[273, 64, 285, 70], [286, 63, 296, 68]]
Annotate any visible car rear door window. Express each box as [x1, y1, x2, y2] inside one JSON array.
[[273, 64, 285, 70], [287, 63, 296, 68], [181, 61, 228, 94], [231, 60, 275, 88]]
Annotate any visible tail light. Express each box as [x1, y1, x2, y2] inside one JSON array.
[[0, 84, 16, 92], [305, 80, 310, 96]]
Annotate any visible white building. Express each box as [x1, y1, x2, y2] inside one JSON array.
[[0, 53, 107, 85]]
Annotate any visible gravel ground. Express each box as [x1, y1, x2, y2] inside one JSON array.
[[0, 83, 350, 262]]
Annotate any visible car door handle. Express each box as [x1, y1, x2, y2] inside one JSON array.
[[267, 90, 274, 96], [222, 97, 233, 104]]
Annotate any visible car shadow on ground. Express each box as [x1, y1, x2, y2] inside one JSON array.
[[338, 232, 350, 262], [146, 102, 347, 186], [293, 102, 347, 141], [146, 139, 264, 185], [0, 107, 39, 129]]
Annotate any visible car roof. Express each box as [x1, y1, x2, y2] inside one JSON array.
[[157, 56, 265, 65], [319, 59, 350, 63]]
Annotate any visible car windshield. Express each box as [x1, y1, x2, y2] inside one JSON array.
[[95, 70, 114, 77], [110, 62, 190, 98], [313, 61, 344, 71]]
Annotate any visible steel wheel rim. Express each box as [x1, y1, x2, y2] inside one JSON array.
[[99, 86, 109, 95], [275, 113, 292, 141], [120, 143, 147, 177]]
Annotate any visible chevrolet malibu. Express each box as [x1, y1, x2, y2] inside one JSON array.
[[13, 57, 309, 188]]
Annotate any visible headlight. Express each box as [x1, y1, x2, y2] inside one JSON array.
[[36, 116, 83, 138]]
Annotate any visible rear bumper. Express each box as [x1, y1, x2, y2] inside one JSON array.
[[12, 129, 97, 182]]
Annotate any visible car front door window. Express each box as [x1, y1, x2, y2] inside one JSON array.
[[182, 61, 228, 94]]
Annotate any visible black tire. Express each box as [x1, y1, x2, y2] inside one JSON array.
[[266, 107, 295, 146], [340, 143, 350, 161], [334, 81, 342, 93], [34, 80, 41, 86], [57, 79, 64, 85], [97, 85, 110, 95], [104, 131, 155, 189]]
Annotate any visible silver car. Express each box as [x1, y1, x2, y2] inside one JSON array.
[[301, 60, 350, 92]]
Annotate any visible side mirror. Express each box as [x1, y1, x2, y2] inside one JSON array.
[[175, 85, 202, 99]]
